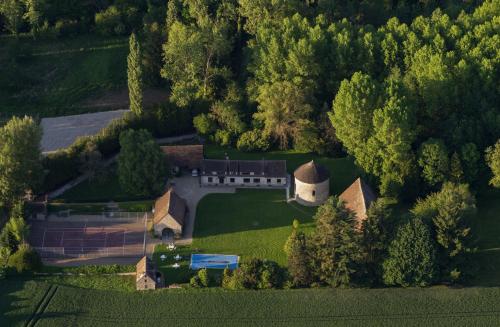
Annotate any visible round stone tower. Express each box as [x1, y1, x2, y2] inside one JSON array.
[[293, 160, 330, 206]]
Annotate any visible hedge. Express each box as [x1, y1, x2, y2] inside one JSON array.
[[41, 103, 195, 193]]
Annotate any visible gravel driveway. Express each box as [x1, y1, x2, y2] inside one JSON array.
[[169, 176, 235, 245]]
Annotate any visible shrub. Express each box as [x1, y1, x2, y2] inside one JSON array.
[[237, 130, 270, 152], [189, 275, 202, 288], [54, 19, 80, 37], [223, 258, 284, 290], [197, 269, 209, 287], [8, 244, 41, 273], [214, 129, 231, 146], [95, 6, 123, 36], [193, 114, 216, 136]]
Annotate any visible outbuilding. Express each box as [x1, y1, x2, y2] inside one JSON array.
[[153, 188, 187, 239], [293, 160, 330, 206], [136, 256, 163, 291]]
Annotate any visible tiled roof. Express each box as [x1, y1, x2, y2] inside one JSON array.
[[339, 178, 377, 227], [153, 189, 187, 225], [136, 256, 155, 281], [201, 159, 287, 177], [160, 145, 204, 169], [294, 160, 330, 184]]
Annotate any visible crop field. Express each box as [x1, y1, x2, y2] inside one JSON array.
[[2, 280, 500, 326], [0, 35, 128, 121]]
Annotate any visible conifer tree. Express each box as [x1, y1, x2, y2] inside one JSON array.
[[309, 197, 361, 287], [383, 218, 437, 287], [127, 33, 144, 115], [284, 226, 311, 287]]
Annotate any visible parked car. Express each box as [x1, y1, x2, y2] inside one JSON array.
[[192, 169, 198, 177]]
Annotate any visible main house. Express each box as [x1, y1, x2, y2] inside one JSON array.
[[200, 159, 287, 187]]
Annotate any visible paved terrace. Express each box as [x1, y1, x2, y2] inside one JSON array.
[[40, 109, 128, 154]]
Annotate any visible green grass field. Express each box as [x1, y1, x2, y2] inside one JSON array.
[[2, 280, 500, 326], [0, 35, 128, 121], [193, 190, 316, 265], [54, 168, 151, 203]]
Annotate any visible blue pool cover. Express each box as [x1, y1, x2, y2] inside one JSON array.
[[190, 254, 239, 270]]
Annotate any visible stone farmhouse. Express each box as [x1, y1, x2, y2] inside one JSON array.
[[200, 159, 287, 187], [153, 188, 187, 239], [136, 256, 163, 291]]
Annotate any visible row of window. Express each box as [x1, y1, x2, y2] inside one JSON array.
[[207, 177, 282, 184]]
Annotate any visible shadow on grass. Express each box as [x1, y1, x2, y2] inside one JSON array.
[[193, 189, 317, 239]]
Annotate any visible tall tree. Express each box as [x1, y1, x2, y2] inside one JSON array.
[[412, 182, 475, 282], [360, 199, 390, 285], [161, 1, 234, 106], [254, 81, 312, 150], [309, 196, 361, 287], [127, 33, 144, 115], [0, 116, 43, 207], [383, 218, 437, 287], [23, 0, 43, 38], [329, 72, 379, 169], [117, 129, 167, 197], [418, 138, 449, 187], [0, 0, 24, 35], [284, 227, 312, 287], [485, 140, 500, 188]]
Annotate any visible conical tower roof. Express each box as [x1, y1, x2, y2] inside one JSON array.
[[294, 160, 330, 184]]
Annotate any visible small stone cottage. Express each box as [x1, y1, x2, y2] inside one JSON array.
[[136, 256, 162, 291], [153, 188, 187, 239]]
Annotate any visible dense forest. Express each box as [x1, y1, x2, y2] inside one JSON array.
[[1, 0, 498, 198]]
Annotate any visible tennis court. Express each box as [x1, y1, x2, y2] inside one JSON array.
[[190, 254, 239, 270], [29, 219, 147, 259]]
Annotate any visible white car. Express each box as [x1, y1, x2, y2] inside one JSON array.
[[191, 169, 198, 177]]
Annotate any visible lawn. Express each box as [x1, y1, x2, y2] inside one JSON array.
[[0, 34, 128, 122], [2, 280, 500, 326], [192, 189, 316, 265], [54, 168, 151, 203]]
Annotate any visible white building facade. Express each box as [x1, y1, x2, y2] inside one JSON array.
[[200, 159, 287, 187]]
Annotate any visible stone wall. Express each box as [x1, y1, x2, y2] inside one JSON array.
[[295, 178, 329, 206]]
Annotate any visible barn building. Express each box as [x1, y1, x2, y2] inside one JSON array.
[[293, 160, 330, 206], [136, 256, 163, 291], [339, 177, 377, 228], [160, 144, 204, 173], [200, 159, 287, 187], [153, 189, 187, 239]]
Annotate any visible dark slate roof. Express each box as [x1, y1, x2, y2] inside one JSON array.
[[339, 178, 377, 227], [160, 145, 204, 169], [201, 159, 287, 177], [153, 189, 187, 226], [294, 160, 330, 184]]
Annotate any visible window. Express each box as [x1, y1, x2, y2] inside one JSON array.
[[243, 178, 250, 183], [230, 178, 235, 183], [208, 177, 213, 183], [253, 178, 260, 183], [267, 178, 271, 183], [312, 190, 316, 196], [277, 179, 281, 184]]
